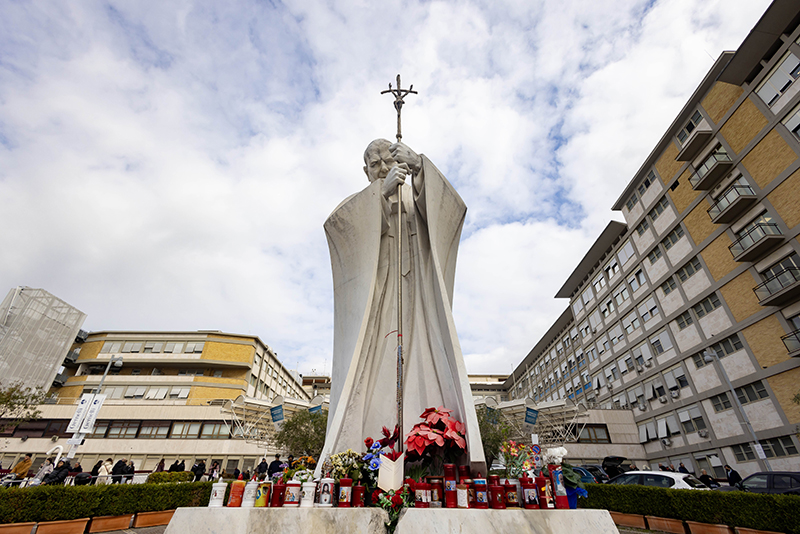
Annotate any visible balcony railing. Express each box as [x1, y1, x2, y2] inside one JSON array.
[[689, 147, 733, 190], [753, 268, 800, 306], [676, 126, 713, 161], [707, 184, 757, 224], [781, 330, 800, 356], [729, 223, 783, 262]]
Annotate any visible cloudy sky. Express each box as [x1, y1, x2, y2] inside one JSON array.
[[0, 0, 772, 377]]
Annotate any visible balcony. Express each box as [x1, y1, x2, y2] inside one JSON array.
[[676, 126, 713, 161], [729, 223, 784, 262], [707, 184, 757, 224], [754, 268, 800, 306], [689, 148, 733, 190], [781, 330, 800, 357]]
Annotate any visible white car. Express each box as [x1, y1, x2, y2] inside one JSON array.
[[607, 471, 710, 490]]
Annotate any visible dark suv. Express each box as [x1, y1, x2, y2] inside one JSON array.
[[715, 472, 800, 495]]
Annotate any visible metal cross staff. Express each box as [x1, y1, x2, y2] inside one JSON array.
[[381, 74, 417, 452]]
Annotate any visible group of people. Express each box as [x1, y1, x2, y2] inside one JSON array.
[[3, 454, 85, 487], [89, 458, 135, 484], [652, 461, 743, 489]]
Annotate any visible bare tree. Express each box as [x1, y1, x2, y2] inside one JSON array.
[[0, 382, 46, 432]]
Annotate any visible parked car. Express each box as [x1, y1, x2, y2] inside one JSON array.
[[714, 472, 800, 495], [581, 464, 610, 483], [571, 466, 598, 484], [607, 471, 709, 490]]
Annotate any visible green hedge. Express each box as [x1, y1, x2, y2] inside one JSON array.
[[0, 481, 212, 524], [579, 482, 800, 534], [146, 471, 195, 484]]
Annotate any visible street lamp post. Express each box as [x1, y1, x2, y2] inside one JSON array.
[[703, 347, 771, 472], [65, 356, 123, 459]]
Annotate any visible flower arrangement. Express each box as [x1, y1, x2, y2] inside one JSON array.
[[371, 482, 415, 534], [542, 446, 568, 466], [270, 462, 290, 483], [322, 449, 363, 481], [404, 406, 466, 469], [289, 455, 316, 483], [499, 440, 535, 479]]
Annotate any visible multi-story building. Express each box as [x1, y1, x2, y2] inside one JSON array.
[[1, 330, 310, 477], [507, 0, 800, 478], [0, 287, 86, 391]]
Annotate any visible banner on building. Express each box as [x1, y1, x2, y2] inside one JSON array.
[[67, 393, 94, 433], [79, 394, 106, 434]]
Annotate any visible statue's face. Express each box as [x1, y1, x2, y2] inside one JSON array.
[[364, 142, 396, 182]]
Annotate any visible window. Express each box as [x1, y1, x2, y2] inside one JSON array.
[[622, 311, 640, 334], [650, 330, 673, 354], [638, 170, 656, 196], [638, 421, 658, 443], [613, 284, 630, 306], [89, 422, 109, 439], [646, 378, 666, 399], [600, 298, 615, 317], [710, 392, 732, 412], [578, 425, 611, 444], [609, 324, 624, 345], [593, 274, 606, 293], [131, 368, 141, 375], [691, 334, 744, 368], [605, 364, 619, 382], [759, 436, 798, 458], [170, 422, 201, 439], [101, 341, 122, 353], [589, 309, 602, 330], [142, 341, 163, 353], [635, 219, 649, 236], [638, 296, 659, 323], [184, 342, 205, 353], [138, 421, 170, 438], [677, 257, 702, 282], [579, 321, 591, 338], [731, 443, 756, 462], [570, 327, 579, 343], [178, 369, 205, 376], [605, 258, 620, 279], [618, 240, 635, 266], [121, 342, 142, 353], [761, 252, 800, 281], [106, 421, 139, 439], [628, 269, 646, 292], [169, 387, 191, 399], [581, 286, 594, 305], [144, 387, 169, 400], [783, 102, 800, 139], [619, 356, 635, 375], [662, 365, 688, 390], [693, 293, 721, 318], [626, 193, 639, 211], [576, 351, 586, 367], [756, 51, 800, 106], [676, 311, 694, 330], [736, 211, 775, 239], [585, 346, 598, 362], [661, 277, 677, 295], [678, 405, 706, 434], [647, 247, 663, 265], [735, 381, 769, 405], [200, 423, 230, 439], [677, 110, 703, 143], [124, 386, 146, 399], [648, 196, 670, 221], [631, 342, 653, 366], [572, 298, 584, 316], [164, 342, 184, 354], [662, 226, 685, 250], [695, 145, 730, 179]]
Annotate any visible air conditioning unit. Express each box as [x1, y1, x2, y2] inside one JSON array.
[[698, 429, 709, 438], [64, 350, 79, 364], [644, 360, 653, 367], [607, 382, 614, 390], [638, 403, 647, 411], [52, 373, 67, 387], [75, 329, 89, 343], [51, 435, 59, 442], [658, 395, 668, 404], [591, 328, 597, 334], [670, 390, 680, 399], [636, 365, 644, 372], [661, 438, 672, 447]]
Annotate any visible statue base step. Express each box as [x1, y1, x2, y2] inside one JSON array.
[[165, 507, 618, 534]]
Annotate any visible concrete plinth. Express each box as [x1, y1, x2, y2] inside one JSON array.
[[165, 507, 619, 534], [164, 508, 389, 534], [395, 509, 619, 534]]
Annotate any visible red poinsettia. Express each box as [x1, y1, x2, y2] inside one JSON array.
[[420, 406, 452, 426], [404, 406, 467, 464], [377, 425, 400, 449], [383, 449, 403, 461], [443, 417, 467, 449]]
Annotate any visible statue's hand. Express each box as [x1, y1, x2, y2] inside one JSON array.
[[382, 163, 409, 198], [390, 142, 422, 174]]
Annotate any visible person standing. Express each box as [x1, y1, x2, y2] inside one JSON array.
[[725, 465, 743, 488], [698, 469, 719, 488], [192, 459, 206, 482], [168, 459, 180, 472], [98, 458, 114, 484], [267, 454, 282, 479], [111, 457, 127, 484], [256, 458, 268, 480], [154, 459, 166, 473], [124, 460, 135, 484], [678, 463, 690, 474], [177, 459, 186, 472], [90, 460, 103, 485]]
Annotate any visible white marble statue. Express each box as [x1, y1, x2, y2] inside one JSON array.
[[318, 138, 485, 475]]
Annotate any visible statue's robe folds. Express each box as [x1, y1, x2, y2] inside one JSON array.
[[318, 155, 485, 475]]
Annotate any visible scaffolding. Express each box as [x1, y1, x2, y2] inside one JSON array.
[[476, 397, 589, 448]]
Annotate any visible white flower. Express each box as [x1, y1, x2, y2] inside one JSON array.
[[543, 447, 568, 466]]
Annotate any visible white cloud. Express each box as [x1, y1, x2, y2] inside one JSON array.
[[0, 0, 772, 378]]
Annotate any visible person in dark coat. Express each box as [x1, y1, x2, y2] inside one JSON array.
[[154, 459, 166, 472], [256, 458, 268, 480], [678, 462, 690, 474], [177, 460, 186, 472], [698, 469, 719, 488], [168, 460, 180, 472], [124, 461, 135, 483], [267, 454, 282, 478], [724, 465, 743, 488], [42, 460, 71, 486], [192, 460, 206, 482], [111, 458, 127, 484], [233, 468, 240, 480], [90, 460, 103, 485]]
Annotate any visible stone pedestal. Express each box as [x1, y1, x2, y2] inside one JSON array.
[[165, 507, 618, 534]]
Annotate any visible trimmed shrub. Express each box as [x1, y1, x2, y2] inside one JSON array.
[[0, 481, 212, 524], [580, 482, 800, 534], [146, 471, 195, 484]]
